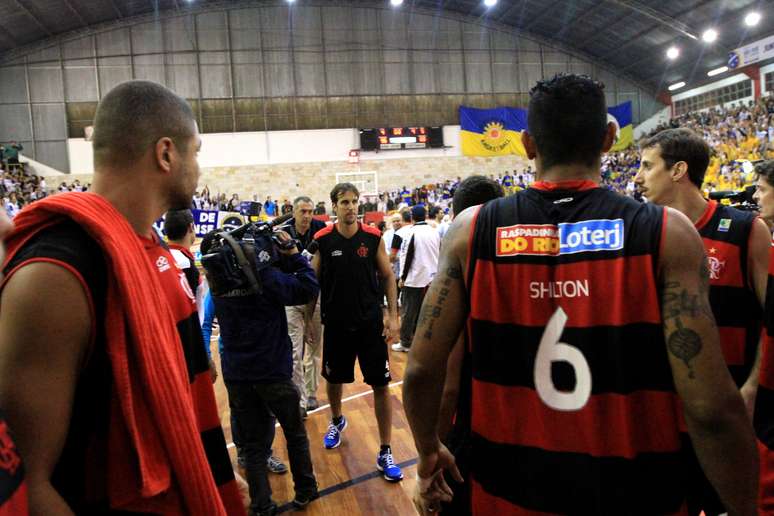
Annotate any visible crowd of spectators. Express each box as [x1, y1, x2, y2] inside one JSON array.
[[2, 91, 773, 220], [601, 92, 774, 198]]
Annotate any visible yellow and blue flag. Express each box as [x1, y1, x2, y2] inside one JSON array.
[[459, 106, 528, 157], [607, 101, 633, 152], [460, 101, 635, 157]]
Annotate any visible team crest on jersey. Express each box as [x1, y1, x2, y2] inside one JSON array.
[[357, 243, 369, 258], [156, 256, 171, 272], [718, 218, 732, 232], [707, 256, 726, 280], [331, 250, 343, 257], [496, 219, 624, 257], [0, 421, 22, 476]]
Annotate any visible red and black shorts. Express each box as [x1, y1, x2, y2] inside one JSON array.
[[322, 317, 391, 387]]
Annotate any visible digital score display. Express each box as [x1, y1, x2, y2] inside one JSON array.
[[360, 126, 444, 151], [377, 127, 429, 149]]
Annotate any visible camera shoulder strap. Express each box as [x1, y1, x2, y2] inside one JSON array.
[[217, 230, 262, 294]]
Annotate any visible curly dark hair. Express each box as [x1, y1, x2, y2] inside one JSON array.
[[528, 73, 608, 171]]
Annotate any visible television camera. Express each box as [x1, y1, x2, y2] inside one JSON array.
[[200, 212, 299, 296]]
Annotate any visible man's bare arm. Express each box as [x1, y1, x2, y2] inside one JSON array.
[[740, 217, 771, 410], [305, 251, 321, 320], [404, 208, 473, 456], [437, 334, 465, 441], [660, 207, 757, 516], [375, 243, 399, 322], [0, 263, 92, 515]]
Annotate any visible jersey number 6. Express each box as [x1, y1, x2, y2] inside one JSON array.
[[534, 307, 592, 411]]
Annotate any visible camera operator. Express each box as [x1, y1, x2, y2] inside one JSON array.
[[201, 227, 319, 516]]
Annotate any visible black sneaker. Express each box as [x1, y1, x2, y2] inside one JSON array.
[[267, 455, 287, 474], [249, 502, 277, 516], [292, 491, 320, 509], [306, 396, 320, 411]]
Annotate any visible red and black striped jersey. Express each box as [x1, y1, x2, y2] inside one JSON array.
[[466, 182, 687, 515], [695, 200, 761, 386], [1, 222, 243, 515], [754, 235, 774, 512]]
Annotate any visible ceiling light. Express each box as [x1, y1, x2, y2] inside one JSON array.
[[668, 81, 686, 91], [707, 66, 728, 77], [666, 47, 679, 60], [484, 0, 497, 7], [702, 29, 718, 43], [390, 0, 403, 4], [745, 12, 761, 27]]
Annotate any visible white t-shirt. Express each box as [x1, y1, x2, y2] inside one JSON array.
[[393, 225, 414, 279], [403, 222, 440, 288]]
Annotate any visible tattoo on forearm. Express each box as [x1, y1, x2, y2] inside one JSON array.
[[668, 328, 702, 379], [417, 265, 462, 339], [661, 260, 714, 379]]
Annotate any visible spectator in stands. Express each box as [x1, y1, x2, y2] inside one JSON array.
[[265, 196, 277, 216], [313, 201, 326, 215], [281, 199, 293, 215], [0, 142, 22, 170], [227, 193, 240, 212]]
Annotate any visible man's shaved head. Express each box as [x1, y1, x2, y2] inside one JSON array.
[[92, 80, 196, 169]]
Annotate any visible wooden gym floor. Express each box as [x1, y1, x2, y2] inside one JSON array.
[[210, 334, 421, 515]]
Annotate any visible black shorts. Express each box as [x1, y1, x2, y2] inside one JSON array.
[[322, 318, 391, 387]]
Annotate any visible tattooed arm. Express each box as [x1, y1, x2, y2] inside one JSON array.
[[403, 208, 473, 511], [660, 207, 758, 516]]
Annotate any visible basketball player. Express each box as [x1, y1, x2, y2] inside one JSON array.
[[404, 74, 757, 515], [0, 81, 243, 515], [311, 182, 403, 482], [751, 160, 774, 512], [435, 175, 504, 515], [636, 128, 770, 515], [0, 208, 27, 516]]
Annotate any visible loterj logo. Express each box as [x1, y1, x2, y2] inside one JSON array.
[[496, 218, 624, 257]]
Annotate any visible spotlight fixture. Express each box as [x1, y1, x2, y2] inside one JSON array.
[[390, 0, 403, 5], [484, 0, 497, 7], [745, 12, 761, 27], [666, 47, 679, 60], [707, 66, 728, 77], [668, 81, 686, 91], [702, 29, 718, 43]]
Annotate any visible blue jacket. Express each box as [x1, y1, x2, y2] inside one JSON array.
[[211, 253, 319, 383], [201, 291, 222, 359]]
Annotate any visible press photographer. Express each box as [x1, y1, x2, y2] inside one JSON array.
[[200, 217, 320, 516]]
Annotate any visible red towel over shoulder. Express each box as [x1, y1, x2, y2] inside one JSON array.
[[3, 192, 234, 515]]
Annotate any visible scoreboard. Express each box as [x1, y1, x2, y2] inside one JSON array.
[[359, 126, 444, 151]]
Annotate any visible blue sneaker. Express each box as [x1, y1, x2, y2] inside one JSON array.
[[376, 447, 403, 482], [323, 416, 347, 449]]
